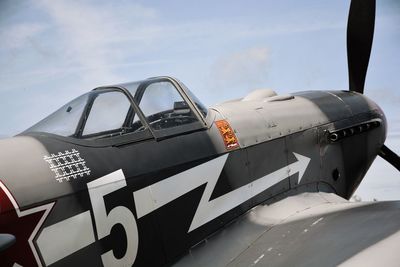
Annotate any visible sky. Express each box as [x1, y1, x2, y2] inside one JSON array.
[[0, 0, 399, 200]]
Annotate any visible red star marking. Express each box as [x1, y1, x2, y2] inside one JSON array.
[[0, 180, 54, 267]]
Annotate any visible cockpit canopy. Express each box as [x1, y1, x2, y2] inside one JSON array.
[[24, 77, 208, 139]]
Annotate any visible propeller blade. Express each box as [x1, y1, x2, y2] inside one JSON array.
[[379, 145, 400, 172], [347, 0, 376, 94]]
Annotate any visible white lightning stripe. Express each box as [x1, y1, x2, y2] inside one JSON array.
[[134, 154, 229, 219], [134, 152, 310, 233], [36, 211, 95, 266], [0, 181, 54, 267], [189, 152, 310, 231]]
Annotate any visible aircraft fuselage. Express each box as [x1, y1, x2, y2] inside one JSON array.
[[0, 78, 386, 266]]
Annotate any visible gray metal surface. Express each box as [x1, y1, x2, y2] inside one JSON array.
[[212, 92, 340, 148], [211, 91, 382, 149], [174, 192, 400, 267]]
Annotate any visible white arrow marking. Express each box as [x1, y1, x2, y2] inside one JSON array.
[[134, 154, 229, 219], [189, 152, 309, 231], [133, 152, 310, 232]]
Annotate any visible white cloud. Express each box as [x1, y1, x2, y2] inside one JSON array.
[[366, 88, 400, 106], [1, 1, 350, 92], [0, 23, 48, 49], [209, 47, 270, 97], [36, 0, 159, 87]]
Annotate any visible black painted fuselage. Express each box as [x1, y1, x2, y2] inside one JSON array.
[[0, 77, 386, 266]]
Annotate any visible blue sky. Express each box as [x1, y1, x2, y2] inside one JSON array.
[[0, 0, 399, 200]]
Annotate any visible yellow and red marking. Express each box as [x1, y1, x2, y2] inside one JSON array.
[[215, 120, 240, 150]]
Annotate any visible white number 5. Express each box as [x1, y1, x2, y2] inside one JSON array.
[[88, 170, 139, 267]]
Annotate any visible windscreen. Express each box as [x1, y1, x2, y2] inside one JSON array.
[[24, 93, 90, 137], [23, 78, 207, 138]]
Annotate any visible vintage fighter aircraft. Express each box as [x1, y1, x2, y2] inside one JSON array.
[[1, 0, 400, 266]]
